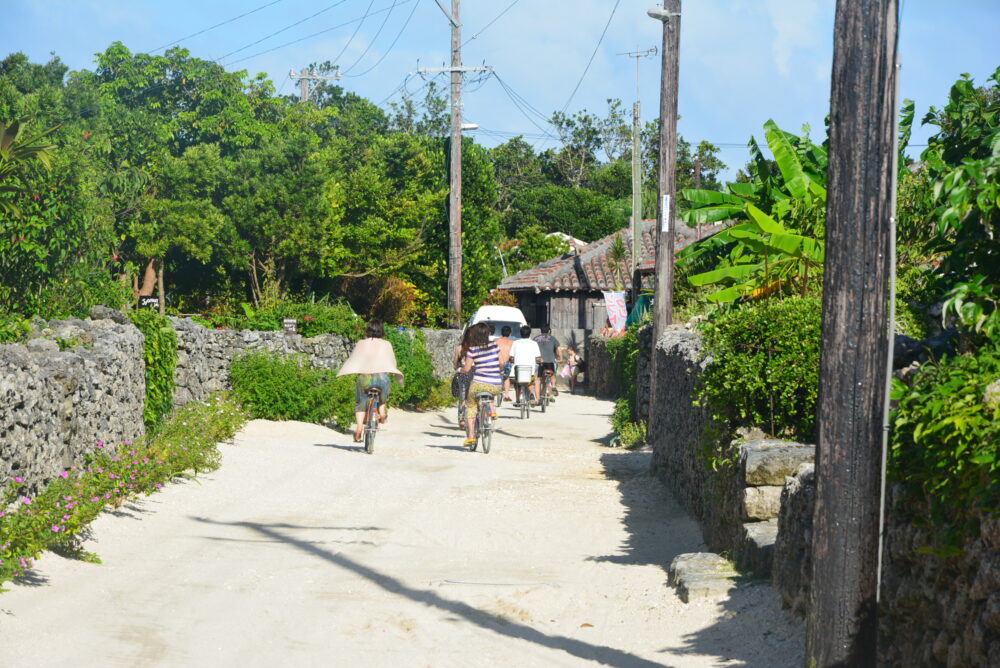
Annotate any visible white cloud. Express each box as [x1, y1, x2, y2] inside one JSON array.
[[763, 0, 824, 76]]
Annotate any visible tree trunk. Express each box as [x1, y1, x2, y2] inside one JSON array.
[[138, 258, 157, 297], [157, 260, 165, 315]]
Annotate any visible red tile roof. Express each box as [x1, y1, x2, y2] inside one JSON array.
[[498, 219, 724, 293]]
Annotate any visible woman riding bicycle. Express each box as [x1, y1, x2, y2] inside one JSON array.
[[459, 322, 502, 448], [337, 319, 404, 443]]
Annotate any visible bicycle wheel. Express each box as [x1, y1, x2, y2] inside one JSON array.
[[540, 384, 547, 413], [519, 386, 528, 419], [482, 403, 493, 454], [477, 402, 490, 453], [364, 398, 377, 454]]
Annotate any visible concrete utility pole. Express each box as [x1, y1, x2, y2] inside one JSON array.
[[421, 0, 490, 327], [646, 1, 681, 425], [619, 47, 657, 278], [808, 1, 899, 665], [290, 67, 342, 104]]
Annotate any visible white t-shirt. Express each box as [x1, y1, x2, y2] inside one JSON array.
[[510, 338, 542, 367]]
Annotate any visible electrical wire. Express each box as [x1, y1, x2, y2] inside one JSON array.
[[345, 0, 419, 77], [460, 0, 521, 48], [148, 0, 285, 53], [217, 0, 352, 64], [225, 1, 413, 67], [342, 0, 400, 75], [560, 0, 621, 114], [330, 0, 377, 70]]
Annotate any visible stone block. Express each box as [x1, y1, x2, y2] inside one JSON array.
[[737, 520, 778, 576], [742, 485, 784, 520], [740, 439, 815, 486], [669, 552, 739, 602]]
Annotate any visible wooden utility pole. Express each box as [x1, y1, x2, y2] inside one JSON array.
[[448, 0, 463, 327], [648, 1, 681, 333], [808, 1, 899, 665], [646, 1, 681, 425], [619, 47, 657, 279]]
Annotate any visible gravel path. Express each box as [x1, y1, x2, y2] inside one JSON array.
[[0, 393, 803, 666]]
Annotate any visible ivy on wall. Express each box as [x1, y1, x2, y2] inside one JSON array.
[[128, 310, 178, 429]]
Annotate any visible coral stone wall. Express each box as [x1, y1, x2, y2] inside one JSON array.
[[170, 317, 353, 406], [0, 307, 146, 495]]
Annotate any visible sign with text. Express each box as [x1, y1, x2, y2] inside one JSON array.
[[603, 291, 627, 332], [282, 318, 297, 334], [137, 296, 159, 310]]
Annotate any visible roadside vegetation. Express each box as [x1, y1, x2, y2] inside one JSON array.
[[0, 393, 249, 590]]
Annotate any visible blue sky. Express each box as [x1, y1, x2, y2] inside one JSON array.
[[5, 0, 998, 180]]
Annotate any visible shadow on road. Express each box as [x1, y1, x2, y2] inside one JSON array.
[[191, 516, 666, 667], [593, 451, 804, 664]]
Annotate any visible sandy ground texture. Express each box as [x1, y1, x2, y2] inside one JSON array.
[[0, 392, 804, 667]]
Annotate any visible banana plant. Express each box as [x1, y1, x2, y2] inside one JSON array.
[[678, 120, 828, 303], [0, 118, 59, 216]]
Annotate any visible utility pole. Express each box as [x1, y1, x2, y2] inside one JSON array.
[[646, 1, 681, 424], [808, 1, 899, 665], [421, 0, 490, 327], [694, 155, 702, 237], [289, 67, 342, 104], [618, 47, 657, 279]]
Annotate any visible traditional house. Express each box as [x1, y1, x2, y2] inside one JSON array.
[[498, 220, 722, 329]]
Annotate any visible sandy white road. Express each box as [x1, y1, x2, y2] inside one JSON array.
[[0, 393, 803, 667]]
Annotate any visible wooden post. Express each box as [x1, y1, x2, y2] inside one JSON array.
[[646, 0, 681, 427], [447, 0, 463, 327], [808, 1, 899, 665]]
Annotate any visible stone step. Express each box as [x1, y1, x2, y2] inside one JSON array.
[[736, 519, 779, 577], [740, 439, 816, 486], [668, 552, 740, 603], [742, 485, 784, 520]]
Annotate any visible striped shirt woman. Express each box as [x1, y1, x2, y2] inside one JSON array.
[[461, 322, 502, 446]]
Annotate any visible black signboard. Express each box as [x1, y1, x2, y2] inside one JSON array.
[[282, 318, 297, 334], [138, 296, 160, 310]]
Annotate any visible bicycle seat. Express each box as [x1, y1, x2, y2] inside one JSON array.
[[475, 392, 494, 400]]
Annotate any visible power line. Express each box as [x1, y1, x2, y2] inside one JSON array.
[[560, 0, 621, 114], [218, 0, 352, 64], [147, 0, 285, 53], [342, 0, 400, 75], [345, 0, 419, 77], [460, 0, 521, 48], [225, 1, 413, 67], [330, 0, 377, 69]]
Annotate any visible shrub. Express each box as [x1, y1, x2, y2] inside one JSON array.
[[127, 309, 178, 430], [196, 299, 364, 340], [890, 344, 1000, 549], [607, 325, 644, 447], [698, 297, 822, 442], [384, 328, 438, 408], [0, 393, 248, 590], [229, 351, 348, 425], [0, 313, 30, 343]]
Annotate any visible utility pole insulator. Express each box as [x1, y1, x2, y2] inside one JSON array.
[[289, 67, 342, 104]]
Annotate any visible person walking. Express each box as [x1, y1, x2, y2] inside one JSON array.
[[533, 325, 563, 399], [459, 322, 502, 447], [337, 319, 404, 443], [564, 345, 586, 394]]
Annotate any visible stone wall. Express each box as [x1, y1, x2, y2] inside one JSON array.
[[879, 487, 1000, 666], [171, 317, 353, 406], [772, 463, 815, 617], [419, 328, 462, 380], [0, 307, 146, 495], [586, 335, 619, 398]]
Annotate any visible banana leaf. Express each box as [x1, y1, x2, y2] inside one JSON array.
[[689, 262, 759, 287], [765, 119, 809, 201]]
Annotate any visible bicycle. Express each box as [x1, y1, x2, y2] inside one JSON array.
[[538, 368, 555, 412], [361, 386, 382, 455], [470, 391, 496, 453], [513, 364, 534, 420]]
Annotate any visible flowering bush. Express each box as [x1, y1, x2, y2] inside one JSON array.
[[0, 393, 248, 590]]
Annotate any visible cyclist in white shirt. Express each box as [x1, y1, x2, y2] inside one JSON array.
[[509, 325, 543, 405]]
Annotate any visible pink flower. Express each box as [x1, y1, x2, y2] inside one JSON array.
[[60, 471, 69, 479], [97, 441, 104, 448], [13, 476, 22, 483], [51, 525, 61, 532], [22, 497, 32, 505], [155, 483, 163, 488]]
